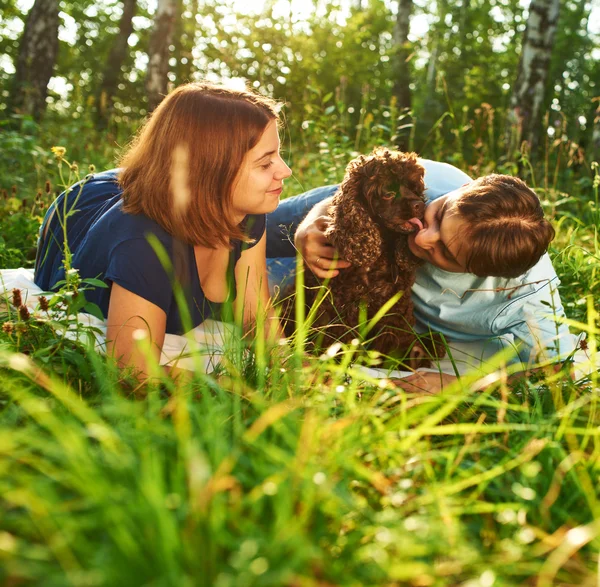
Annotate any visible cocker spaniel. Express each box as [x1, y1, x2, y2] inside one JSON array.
[[282, 147, 446, 368]]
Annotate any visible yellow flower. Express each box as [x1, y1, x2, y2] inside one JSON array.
[[51, 146, 67, 160]]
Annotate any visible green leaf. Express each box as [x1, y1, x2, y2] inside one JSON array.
[[83, 302, 106, 321], [82, 278, 108, 289]]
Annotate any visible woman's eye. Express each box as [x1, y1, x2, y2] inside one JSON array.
[[261, 161, 274, 170]]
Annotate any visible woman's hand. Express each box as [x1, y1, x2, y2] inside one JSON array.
[[391, 371, 457, 394], [294, 197, 351, 279]]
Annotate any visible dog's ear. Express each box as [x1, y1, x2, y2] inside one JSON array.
[[325, 189, 383, 267], [394, 236, 422, 272]]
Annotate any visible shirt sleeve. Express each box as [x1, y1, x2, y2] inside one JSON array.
[[419, 159, 473, 201], [105, 237, 174, 314], [241, 214, 266, 250], [266, 185, 340, 258], [492, 254, 577, 363]]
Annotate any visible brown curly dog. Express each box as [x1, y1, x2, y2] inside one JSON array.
[[281, 147, 446, 368]]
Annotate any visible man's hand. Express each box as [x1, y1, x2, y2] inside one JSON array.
[[294, 197, 351, 279], [505, 362, 572, 386], [391, 371, 458, 394]]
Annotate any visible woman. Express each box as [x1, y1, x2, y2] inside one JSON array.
[[35, 82, 291, 378]]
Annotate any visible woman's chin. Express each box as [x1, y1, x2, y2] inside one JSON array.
[[265, 200, 280, 214]]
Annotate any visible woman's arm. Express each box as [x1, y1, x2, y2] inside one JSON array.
[[235, 231, 283, 341], [106, 283, 167, 379]]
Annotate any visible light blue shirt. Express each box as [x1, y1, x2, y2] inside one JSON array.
[[414, 160, 575, 363]]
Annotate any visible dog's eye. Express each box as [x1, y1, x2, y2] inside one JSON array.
[[382, 192, 396, 200]]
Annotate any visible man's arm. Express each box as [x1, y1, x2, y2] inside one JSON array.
[[493, 255, 577, 364], [266, 185, 339, 258], [293, 195, 352, 278]]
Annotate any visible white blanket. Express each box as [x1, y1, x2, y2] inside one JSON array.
[[1, 268, 226, 373], [2, 268, 597, 381]]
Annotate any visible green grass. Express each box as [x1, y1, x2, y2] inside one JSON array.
[[1, 105, 600, 585], [1, 344, 600, 585]]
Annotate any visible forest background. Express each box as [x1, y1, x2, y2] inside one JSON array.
[[1, 0, 599, 193], [2, 1, 600, 585]]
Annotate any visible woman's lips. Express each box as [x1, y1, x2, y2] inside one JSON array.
[[268, 187, 283, 196]]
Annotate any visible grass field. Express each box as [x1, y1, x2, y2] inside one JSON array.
[[1, 106, 599, 586]]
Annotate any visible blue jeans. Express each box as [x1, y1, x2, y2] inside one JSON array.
[[265, 185, 338, 293]]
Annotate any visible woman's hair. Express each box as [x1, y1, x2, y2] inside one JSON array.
[[118, 82, 279, 247], [450, 174, 555, 278]]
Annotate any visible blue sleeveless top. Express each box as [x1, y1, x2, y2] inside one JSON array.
[[34, 169, 266, 335]]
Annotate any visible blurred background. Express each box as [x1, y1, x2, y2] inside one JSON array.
[[0, 0, 598, 193]]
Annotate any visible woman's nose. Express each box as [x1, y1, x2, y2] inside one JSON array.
[[277, 161, 292, 179]]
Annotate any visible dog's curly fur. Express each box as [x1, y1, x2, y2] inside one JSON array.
[[282, 147, 446, 368]]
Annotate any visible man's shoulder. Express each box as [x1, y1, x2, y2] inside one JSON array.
[[418, 159, 473, 201], [416, 253, 557, 301]]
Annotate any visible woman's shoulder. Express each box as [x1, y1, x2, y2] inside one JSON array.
[[75, 168, 122, 194], [90, 195, 175, 249]]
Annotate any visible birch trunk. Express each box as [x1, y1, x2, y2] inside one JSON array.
[[9, 0, 60, 121], [96, 0, 137, 126], [508, 0, 560, 152], [146, 0, 177, 111]]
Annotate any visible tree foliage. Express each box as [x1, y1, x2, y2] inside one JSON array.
[[0, 0, 597, 164]]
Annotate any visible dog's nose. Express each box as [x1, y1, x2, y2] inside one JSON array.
[[411, 200, 425, 218]]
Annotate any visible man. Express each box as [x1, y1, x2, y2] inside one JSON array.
[[266, 159, 577, 392]]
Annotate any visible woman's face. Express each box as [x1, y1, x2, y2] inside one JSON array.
[[407, 186, 470, 273], [231, 120, 292, 221]]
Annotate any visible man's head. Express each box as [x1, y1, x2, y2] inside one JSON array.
[[407, 174, 555, 278]]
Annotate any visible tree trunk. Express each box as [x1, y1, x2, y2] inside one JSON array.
[[9, 0, 60, 121], [146, 0, 177, 112], [507, 0, 560, 153], [96, 0, 137, 127], [392, 0, 413, 150]]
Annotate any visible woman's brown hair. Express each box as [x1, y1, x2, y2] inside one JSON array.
[[451, 174, 555, 278], [118, 82, 279, 247]]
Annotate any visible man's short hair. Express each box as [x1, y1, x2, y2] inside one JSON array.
[[450, 174, 555, 278]]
